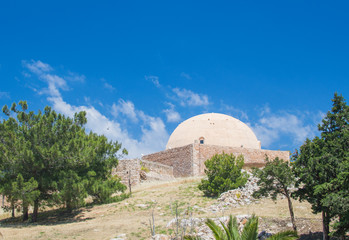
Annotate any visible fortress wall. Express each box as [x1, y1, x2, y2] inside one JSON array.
[[114, 159, 141, 186], [194, 143, 290, 174], [141, 144, 193, 177], [141, 160, 174, 176]]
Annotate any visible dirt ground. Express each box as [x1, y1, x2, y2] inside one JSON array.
[[0, 177, 322, 240]]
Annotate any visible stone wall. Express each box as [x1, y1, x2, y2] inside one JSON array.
[[141, 160, 174, 176], [141, 144, 193, 177], [194, 143, 290, 174], [115, 144, 290, 182], [114, 159, 141, 186]]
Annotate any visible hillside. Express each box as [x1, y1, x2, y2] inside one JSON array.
[[0, 177, 322, 240]]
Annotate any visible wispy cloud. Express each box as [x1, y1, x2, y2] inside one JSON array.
[[163, 103, 181, 123], [251, 107, 320, 148], [104, 82, 115, 91], [145, 75, 161, 88], [65, 71, 86, 83], [111, 99, 138, 123], [0, 92, 10, 99], [101, 78, 115, 91], [22, 60, 52, 74], [180, 72, 191, 80], [172, 88, 209, 106], [180, 72, 192, 80], [24, 60, 169, 158], [220, 102, 249, 121]]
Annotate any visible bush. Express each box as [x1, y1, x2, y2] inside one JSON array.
[[198, 153, 248, 197]]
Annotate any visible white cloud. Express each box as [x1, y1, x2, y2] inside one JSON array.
[[180, 72, 192, 80], [24, 60, 169, 158], [172, 88, 209, 106], [65, 71, 86, 83], [111, 99, 138, 123], [220, 102, 249, 121], [22, 60, 52, 74], [251, 107, 319, 148], [145, 75, 161, 88], [163, 103, 181, 123], [104, 82, 115, 91]]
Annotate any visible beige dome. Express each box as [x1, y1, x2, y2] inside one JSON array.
[[166, 113, 261, 150]]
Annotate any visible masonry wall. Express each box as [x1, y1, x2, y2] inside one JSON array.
[[194, 143, 290, 174], [141, 160, 174, 176], [141, 144, 193, 177], [114, 159, 141, 186]]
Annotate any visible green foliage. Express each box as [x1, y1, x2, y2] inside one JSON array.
[[141, 165, 150, 173], [252, 157, 297, 231], [87, 174, 127, 204], [198, 153, 248, 197], [0, 101, 128, 221], [252, 157, 295, 201], [185, 215, 298, 240], [293, 93, 349, 239]]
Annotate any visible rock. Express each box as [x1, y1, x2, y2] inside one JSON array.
[[258, 231, 272, 240], [135, 204, 147, 208], [150, 234, 170, 240], [287, 222, 293, 228], [111, 233, 127, 240], [206, 170, 263, 212], [140, 170, 147, 180]]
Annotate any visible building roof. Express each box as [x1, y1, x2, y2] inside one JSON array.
[[166, 113, 261, 150]]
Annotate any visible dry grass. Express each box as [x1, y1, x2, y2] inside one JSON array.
[[0, 177, 321, 240]]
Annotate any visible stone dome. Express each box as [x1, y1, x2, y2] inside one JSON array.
[[166, 113, 261, 150]]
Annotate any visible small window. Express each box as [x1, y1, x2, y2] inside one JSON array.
[[199, 137, 205, 144]]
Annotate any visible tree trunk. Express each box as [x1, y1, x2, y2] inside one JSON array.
[[32, 199, 39, 222], [22, 205, 29, 221], [286, 194, 297, 232], [338, 215, 345, 240], [11, 201, 15, 218], [128, 170, 132, 195], [322, 211, 330, 240]]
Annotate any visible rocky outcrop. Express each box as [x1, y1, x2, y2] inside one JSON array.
[[208, 171, 261, 212]]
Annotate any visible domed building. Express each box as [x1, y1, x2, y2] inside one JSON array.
[[141, 113, 289, 177], [116, 113, 289, 185], [166, 113, 261, 150]]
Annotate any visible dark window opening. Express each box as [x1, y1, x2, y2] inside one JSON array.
[[200, 139, 204, 144]]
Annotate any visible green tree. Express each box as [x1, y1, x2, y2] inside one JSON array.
[[11, 174, 40, 221], [198, 153, 248, 197], [293, 93, 349, 239], [0, 101, 127, 222], [252, 157, 297, 232]]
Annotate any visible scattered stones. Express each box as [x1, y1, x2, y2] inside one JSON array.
[[287, 222, 293, 228], [140, 170, 147, 180], [135, 204, 148, 208], [150, 234, 170, 240], [207, 170, 261, 212], [111, 233, 127, 240]]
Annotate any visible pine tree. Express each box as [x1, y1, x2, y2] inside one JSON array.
[[0, 101, 127, 222], [293, 93, 349, 239]]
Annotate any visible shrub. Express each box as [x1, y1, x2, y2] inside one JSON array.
[[198, 153, 248, 197]]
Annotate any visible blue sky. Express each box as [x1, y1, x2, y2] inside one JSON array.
[[0, 1, 348, 158]]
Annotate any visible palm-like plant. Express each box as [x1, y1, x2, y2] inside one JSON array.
[[184, 215, 297, 240]]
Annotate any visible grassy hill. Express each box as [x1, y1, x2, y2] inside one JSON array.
[[0, 177, 322, 240]]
